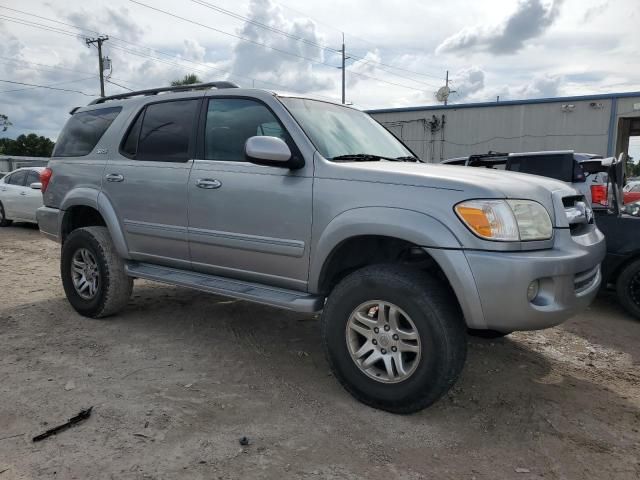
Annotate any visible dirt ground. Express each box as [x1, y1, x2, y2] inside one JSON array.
[[0, 225, 639, 480]]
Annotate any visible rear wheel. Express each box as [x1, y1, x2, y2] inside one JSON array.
[[61, 226, 132, 318], [0, 202, 13, 227], [321, 264, 467, 413], [616, 258, 640, 320]]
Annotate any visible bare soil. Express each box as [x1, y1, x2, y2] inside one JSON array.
[[1, 225, 639, 479]]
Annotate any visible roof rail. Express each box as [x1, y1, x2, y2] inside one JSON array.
[[89, 81, 239, 105]]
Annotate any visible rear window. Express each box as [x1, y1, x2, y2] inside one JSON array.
[[53, 107, 121, 157], [507, 154, 576, 183]]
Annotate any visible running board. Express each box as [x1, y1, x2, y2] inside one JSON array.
[[125, 262, 324, 313]]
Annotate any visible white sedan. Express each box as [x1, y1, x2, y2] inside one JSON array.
[[0, 167, 45, 226]]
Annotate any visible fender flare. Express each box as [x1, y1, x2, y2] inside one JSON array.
[[308, 206, 462, 292], [59, 188, 130, 259]]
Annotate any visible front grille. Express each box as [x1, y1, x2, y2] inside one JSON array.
[[574, 265, 599, 295]]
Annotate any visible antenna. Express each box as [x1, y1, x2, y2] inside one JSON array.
[[436, 86, 450, 103], [435, 70, 456, 105]]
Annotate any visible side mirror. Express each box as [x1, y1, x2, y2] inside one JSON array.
[[245, 136, 292, 167], [30, 182, 42, 190]]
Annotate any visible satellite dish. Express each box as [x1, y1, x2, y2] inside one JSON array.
[[436, 86, 450, 103]]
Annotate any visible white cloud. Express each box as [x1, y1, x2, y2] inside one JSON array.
[[436, 0, 565, 55]]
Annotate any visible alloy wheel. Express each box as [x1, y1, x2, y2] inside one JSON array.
[[71, 248, 100, 299], [345, 300, 421, 384]]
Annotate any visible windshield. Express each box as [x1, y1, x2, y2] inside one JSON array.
[[279, 97, 414, 160]]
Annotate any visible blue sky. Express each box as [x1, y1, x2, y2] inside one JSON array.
[[0, 0, 639, 144]]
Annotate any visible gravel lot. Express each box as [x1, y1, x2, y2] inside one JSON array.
[[1, 225, 639, 479]]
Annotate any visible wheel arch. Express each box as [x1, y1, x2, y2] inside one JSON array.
[[310, 207, 462, 295], [59, 190, 129, 258]]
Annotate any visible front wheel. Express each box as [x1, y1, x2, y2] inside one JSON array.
[[616, 258, 640, 320], [321, 264, 467, 414], [61, 226, 133, 318]]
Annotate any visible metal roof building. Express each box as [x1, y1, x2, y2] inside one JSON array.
[[367, 91, 640, 163], [0, 155, 49, 173]]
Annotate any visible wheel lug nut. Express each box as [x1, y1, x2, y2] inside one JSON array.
[[373, 327, 379, 333], [381, 349, 387, 354], [391, 346, 397, 352], [372, 339, 377, 345], [392, 334, 399, 340], [384, 325, 390, 331]]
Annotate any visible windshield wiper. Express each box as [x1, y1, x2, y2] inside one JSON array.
[[331, 154, 418, 162]]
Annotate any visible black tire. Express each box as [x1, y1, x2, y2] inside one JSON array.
[[616, 258, 640, 320], [321, 264, 467, 414], [61, 226, 133, 318], [0, 202, 13, 227], [467, 328, 512, 339]]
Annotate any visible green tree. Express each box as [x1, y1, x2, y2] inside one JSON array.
[[0, 114, 11, 132], [0, 133, 55, 157], [171, 74, 202, 86]]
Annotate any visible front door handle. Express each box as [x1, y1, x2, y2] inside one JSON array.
[[105, 173, 124, 183], [196, 178, 222, 189], [20, 192, 27, 196]]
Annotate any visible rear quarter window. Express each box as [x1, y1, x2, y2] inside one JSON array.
[[53, 107, 122, 157]]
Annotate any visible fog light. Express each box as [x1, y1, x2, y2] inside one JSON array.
[[527, 280, 539, 302]]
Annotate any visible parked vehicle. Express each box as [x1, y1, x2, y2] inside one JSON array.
[[623, 181, 640, 204], [37, 83, 605, 413], [0, 167, 44, 226], [442, 151, 605, 205], [444, 151, 640, 320]]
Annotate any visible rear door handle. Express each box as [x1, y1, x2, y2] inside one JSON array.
[[196, 178, 222, 189], [105, 173, 124, 182], [20, 192, 27, 196]]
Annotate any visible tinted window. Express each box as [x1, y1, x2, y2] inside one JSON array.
[[7, 170, 27, 186], [136, 100, 199, 162], [121, 111, 144, 157], [204, 98, 288, 161], [508, 154, 575, 182], [26, 170, 40, 185], [632, 185, 640, 192], [54, 107, 121, 157]]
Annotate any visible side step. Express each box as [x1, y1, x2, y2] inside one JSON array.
[[125, 262, 324, 313]]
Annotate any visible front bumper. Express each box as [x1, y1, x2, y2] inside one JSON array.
[[36, 206, 62, 242], [425, 227, 606, 332]]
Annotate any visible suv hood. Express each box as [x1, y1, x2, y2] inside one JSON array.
[[328, 161, 579, 221]]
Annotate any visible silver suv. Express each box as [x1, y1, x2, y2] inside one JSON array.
[[37, 82, 605, 413]]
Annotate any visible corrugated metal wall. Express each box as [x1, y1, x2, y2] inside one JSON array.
[[369, 96, 640, 163]]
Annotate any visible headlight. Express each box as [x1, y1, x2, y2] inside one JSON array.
[[455, 199, 552, 241]]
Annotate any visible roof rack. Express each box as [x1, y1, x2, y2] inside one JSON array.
[[89, 81, 239, 105]]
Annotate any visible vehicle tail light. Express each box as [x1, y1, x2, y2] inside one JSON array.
[[40, 167, 52, 193], [590, 184, 607, 206]]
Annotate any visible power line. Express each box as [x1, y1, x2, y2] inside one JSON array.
[[185, 0, 441, 91], [0, 79, 96, 96], [189, 0, 340, 55], [346, 69, 435, 93], [129, 1, 339, 69], [0, 76, 95, 93], [0, 56, 140, 89], [0, 12, 335, 102], [0, 10, 340, 102], [106, 79, 134, 92]]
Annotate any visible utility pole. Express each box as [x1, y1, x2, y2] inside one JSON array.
[[86, 35, 109, 97], [341, 33, 346, 104]]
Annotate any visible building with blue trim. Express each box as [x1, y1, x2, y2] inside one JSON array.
[[367, 91, 640, 163]]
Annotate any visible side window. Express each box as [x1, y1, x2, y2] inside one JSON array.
[[134, 100, 199, 162], [121, 110, 144, 158], [632, 185, 640, 193], [7, 170, 27, 186], [204, 98, 289, 161], [53, 107, 121, 157], [26, 170, 40, 185]]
